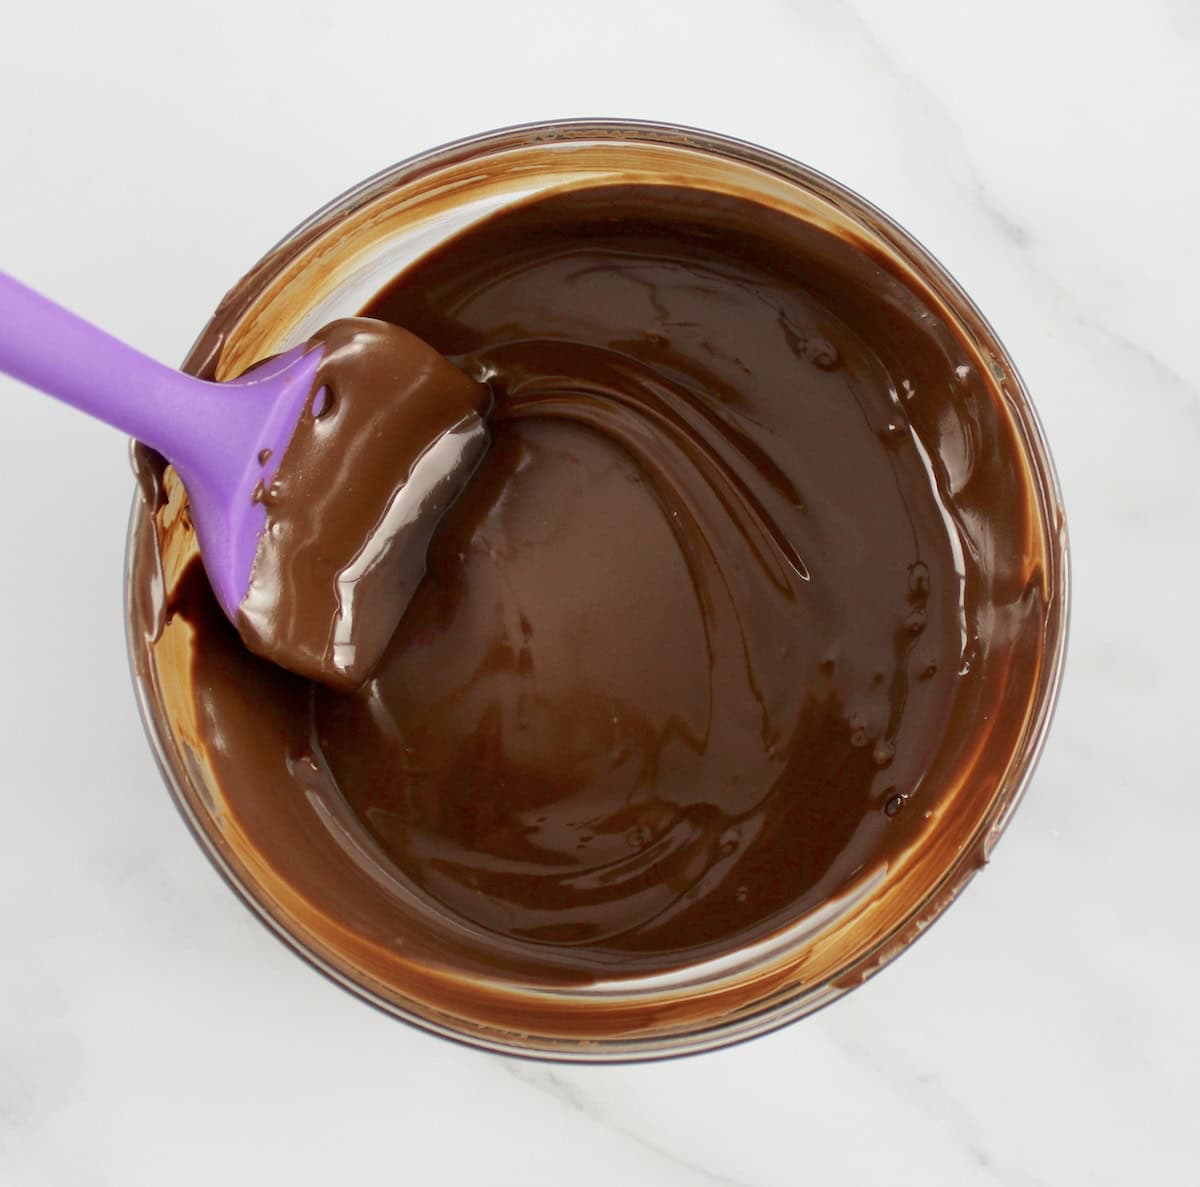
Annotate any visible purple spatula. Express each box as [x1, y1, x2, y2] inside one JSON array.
[[0, 270, 322, 624], [0, 270, 493, 689]]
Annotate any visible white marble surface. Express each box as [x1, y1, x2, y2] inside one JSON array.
[[2, 1, 1197, 1182]]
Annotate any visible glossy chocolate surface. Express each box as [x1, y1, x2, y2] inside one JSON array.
[[131, 180, 1052, 1028]]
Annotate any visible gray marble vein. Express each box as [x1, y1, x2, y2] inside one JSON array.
[[501, 1060, 761, 1187]]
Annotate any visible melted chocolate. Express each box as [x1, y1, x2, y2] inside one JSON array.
[[314, 188, 970, 958], [237, 319, 489, 689], [137, 183, 1051, 1007]]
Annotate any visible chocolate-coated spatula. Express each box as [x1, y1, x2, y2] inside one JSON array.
[[0, 270, 489, 687]]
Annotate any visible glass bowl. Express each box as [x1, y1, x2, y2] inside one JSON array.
[[125, 119, 1069, 1061]]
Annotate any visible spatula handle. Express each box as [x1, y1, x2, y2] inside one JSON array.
[[0, 270, 216, 465]]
